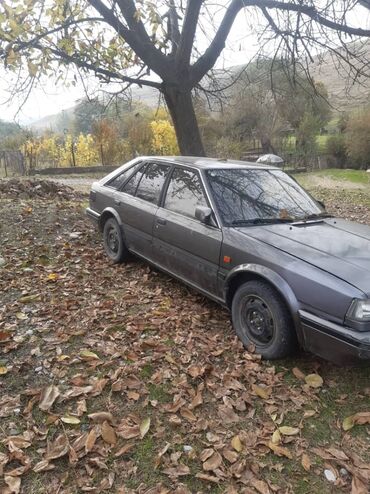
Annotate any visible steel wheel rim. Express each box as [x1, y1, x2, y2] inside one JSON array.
[[106, 225, 120, 254], [240, 294, 275, 345]]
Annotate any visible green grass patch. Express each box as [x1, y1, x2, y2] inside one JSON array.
[[296, 168, 370, 185], [147, 383, 171, 403]]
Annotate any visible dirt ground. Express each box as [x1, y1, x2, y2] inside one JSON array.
[[0, 180, 369, 494]]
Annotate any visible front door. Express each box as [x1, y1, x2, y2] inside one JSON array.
[[152, 167, 222, 298]]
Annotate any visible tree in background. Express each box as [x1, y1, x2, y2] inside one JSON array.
[[345, 111, 370, 169], [92, 118, 119, 165], [2, 1, 370, 155], [151, 119, 179, 155]]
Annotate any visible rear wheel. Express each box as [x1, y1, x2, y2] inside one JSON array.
[[103, 217, 129, 263], [231, 280, 296, 359]]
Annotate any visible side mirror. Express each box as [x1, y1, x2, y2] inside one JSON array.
[[195, 206, 212, 224]]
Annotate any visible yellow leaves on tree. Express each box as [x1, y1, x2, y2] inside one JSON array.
[[150, 119, 179, 155]]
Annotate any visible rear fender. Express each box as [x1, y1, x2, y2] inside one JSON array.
[[99, 207, 123, 232]]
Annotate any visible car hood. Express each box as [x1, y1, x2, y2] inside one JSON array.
[[237, 218, 370, 296]]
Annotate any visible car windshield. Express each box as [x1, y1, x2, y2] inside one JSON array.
[[206, 168, 326, 226]]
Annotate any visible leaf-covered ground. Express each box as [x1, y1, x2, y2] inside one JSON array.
[[0, 181, 369, 494]]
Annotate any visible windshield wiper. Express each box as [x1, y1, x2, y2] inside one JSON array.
[[231, 218, 293, 226], [295, 212, 334, 222]]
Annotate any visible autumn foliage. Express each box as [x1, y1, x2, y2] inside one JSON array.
[[20, 110, 179, 171]]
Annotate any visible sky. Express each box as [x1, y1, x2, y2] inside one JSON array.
[[0, 2, 369, 125]]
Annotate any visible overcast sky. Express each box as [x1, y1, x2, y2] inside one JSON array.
[[0, 4, 369, 125]]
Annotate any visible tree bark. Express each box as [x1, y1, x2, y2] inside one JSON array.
[[163, 86, 205, 156]]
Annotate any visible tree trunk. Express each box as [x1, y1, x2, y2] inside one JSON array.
[[163, 86, 205, 156]]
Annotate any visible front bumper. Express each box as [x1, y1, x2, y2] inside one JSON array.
[[299, 310, 370, 364]]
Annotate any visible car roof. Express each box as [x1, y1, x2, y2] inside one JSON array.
[[142, 156, 278, 170]]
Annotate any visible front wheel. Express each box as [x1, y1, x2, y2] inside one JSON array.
[[231, 280, 296, 359], [103, 217, 129, 264]]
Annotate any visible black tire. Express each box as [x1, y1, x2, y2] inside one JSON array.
[[231, 280, 296, 359], [103, 217, 129, 264]]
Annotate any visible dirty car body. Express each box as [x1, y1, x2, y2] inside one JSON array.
[[86, 156, 370, 364]]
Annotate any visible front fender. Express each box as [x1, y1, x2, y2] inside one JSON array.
[[224, 264, 303, 342]]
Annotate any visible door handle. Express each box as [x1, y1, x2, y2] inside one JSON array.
[[114, 198, 122, 206], [156, 218, 166, 225]]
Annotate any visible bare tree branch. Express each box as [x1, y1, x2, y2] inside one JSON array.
[[176, 0, 203, 66]]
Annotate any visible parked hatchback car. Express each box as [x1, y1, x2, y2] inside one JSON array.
[[87, 156, 370, 363]]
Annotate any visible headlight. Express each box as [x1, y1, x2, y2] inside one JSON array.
[[347, 299, 370, 321]]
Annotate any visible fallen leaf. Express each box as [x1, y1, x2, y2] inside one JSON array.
[[278, 426, 300, 436], [195, 472, 220, 483], [88, 412, 114, 423], [45, 434, 69, 460], [18, 294, 41, 303], [4, 475, 21, 494], [292, 367, 306, 380], [189, 391, 203, 410], [85, 427, 99, 453], [101, 421, 117, 445], [271, 430, 281, 445], [203, 451, 222, 471], [15, 312, 28, 320], [114, 443, 134, 457], [326, 447, 349, 460], [80, 350, 100, 360], [0, 366, 8, 375], [231, 435, 243, 452], [162, 464, 190, 477], [343, 411, 370, 431], [180, 408, 197, 422], [33, 460, 54, 472], [39, 385, 60, 411], [351, 476, 368, 494], [267, 441, 293, 459], [305, 374, 323, 388], [301, 453, 311, 471], [252, 384, 271, 399], [140, 417, 151, 439], [61, 415, 80, 425], [47, 273, 59, 281], [343, 415, 355, 431], [250, 479, 270, 494], [222, 448, 238, 463]]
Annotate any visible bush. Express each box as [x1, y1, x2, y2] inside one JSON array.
[[345, 111, 370, 169], [214, 137, 244, 160], [326, 134, 347, 167]]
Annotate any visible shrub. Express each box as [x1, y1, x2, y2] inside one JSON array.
[[345, 111, 370, 169], [326, 134, 347, 167]]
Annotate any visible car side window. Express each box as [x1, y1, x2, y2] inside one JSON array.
[[164, 167, 208, 218], [121, 164, 147, 196], [135, 163, 170, 204], [106, 161, 142, 190]]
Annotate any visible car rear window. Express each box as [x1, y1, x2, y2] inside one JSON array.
[[106, 161, 143, 190]]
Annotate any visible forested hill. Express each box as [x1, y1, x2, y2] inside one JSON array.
[[27, 41, 370, 131]]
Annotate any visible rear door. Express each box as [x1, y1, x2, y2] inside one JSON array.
[[152, 166, 222, 298], [115, 162, 171, 259]]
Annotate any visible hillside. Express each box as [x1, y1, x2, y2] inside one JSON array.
[[28, 42, 370, 131]]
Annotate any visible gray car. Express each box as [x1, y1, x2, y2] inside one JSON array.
[[86, 156, 370, 363]]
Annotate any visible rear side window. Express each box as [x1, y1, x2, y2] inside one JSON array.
[[135, 163, 170, 204], [121, 165, 147, 196], [164, 167, 207, 218], [106, 161, 142, 190]]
